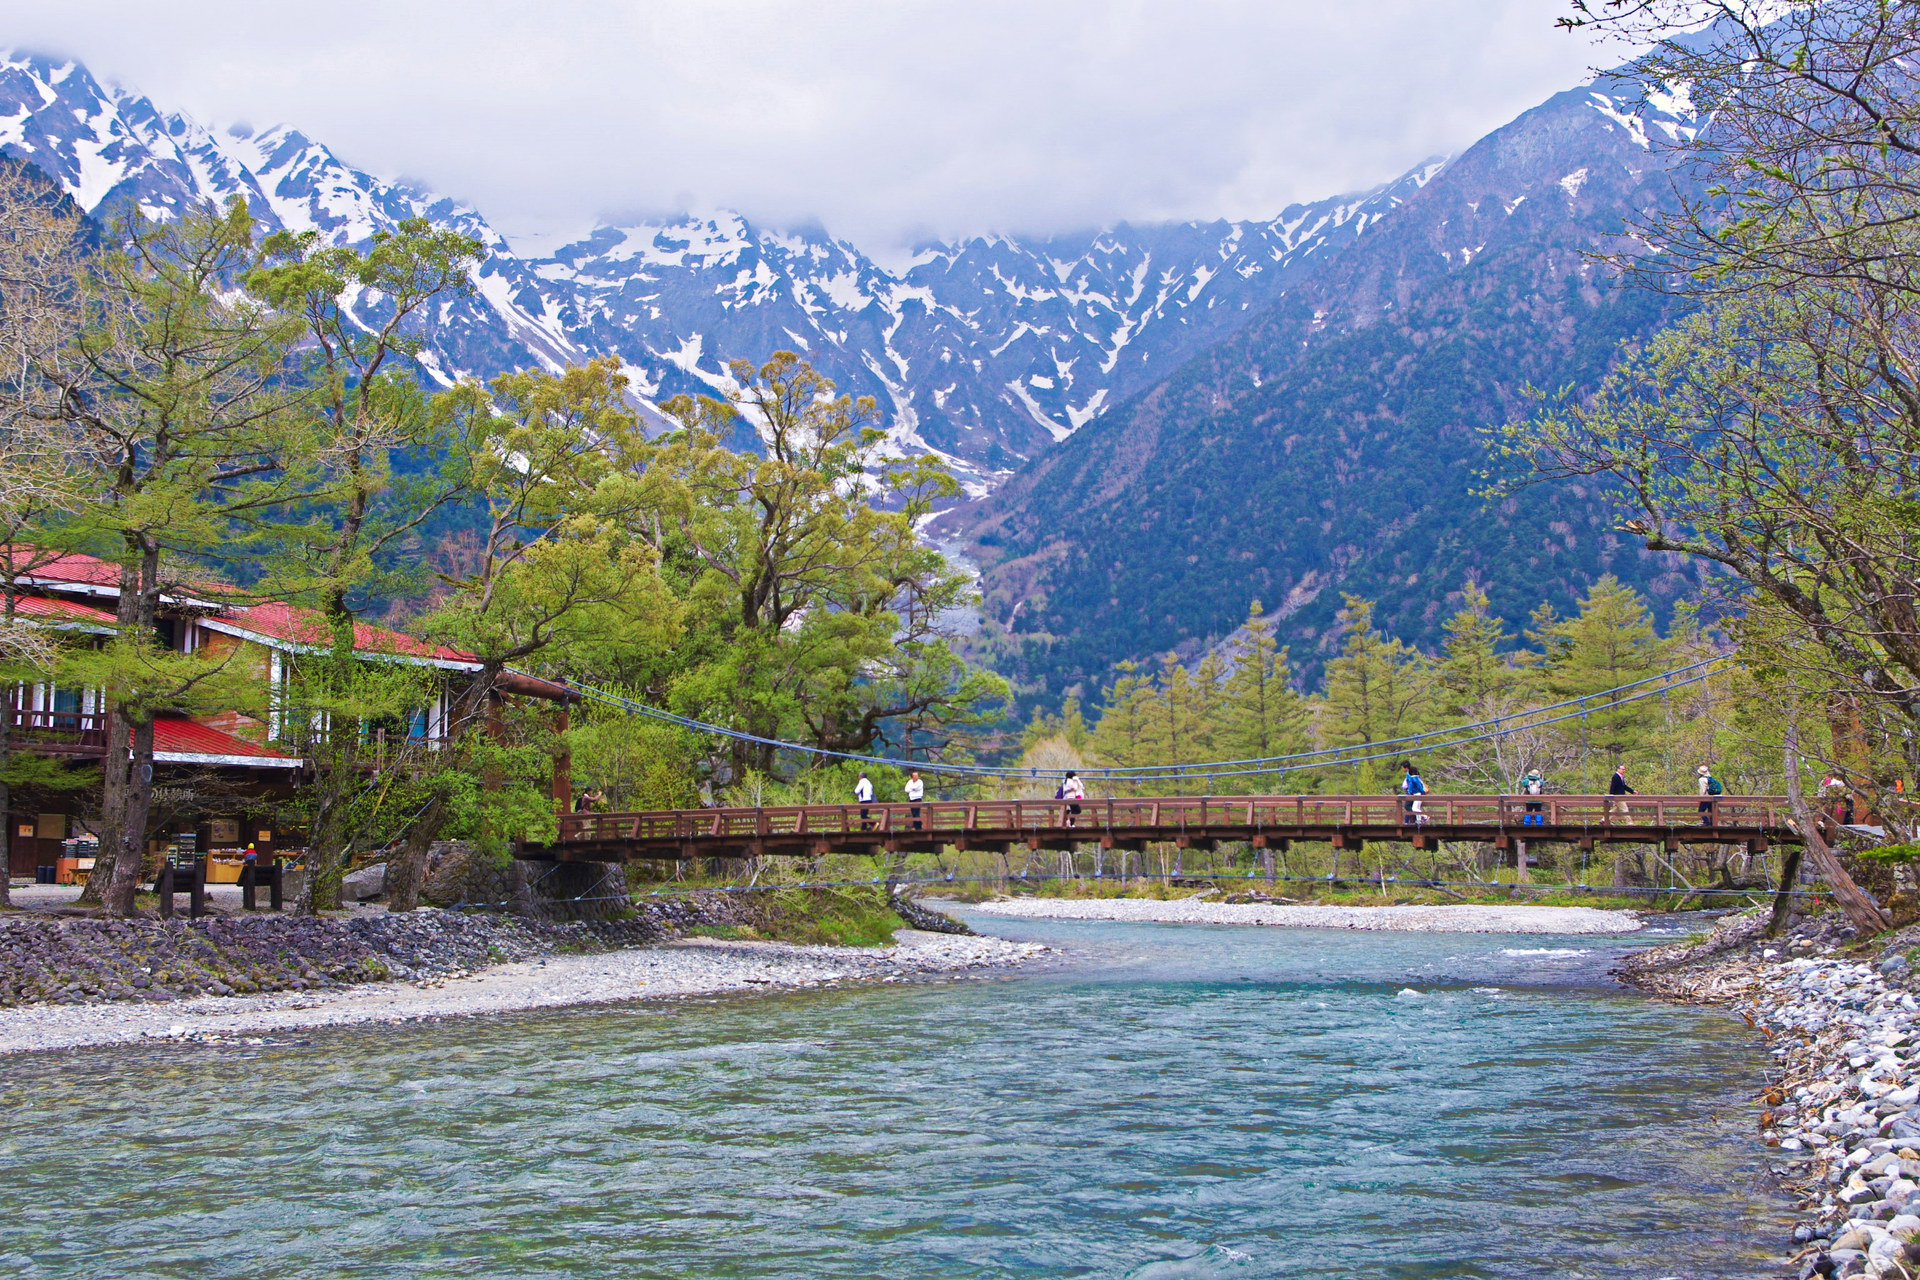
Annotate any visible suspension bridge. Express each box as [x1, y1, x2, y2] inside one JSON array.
[[526, 793, 1801, 863], [519, 658, 1811, 864]]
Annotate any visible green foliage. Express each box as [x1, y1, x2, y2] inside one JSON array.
[[1860, 844, 1920, 866], [567, 704, 700, 811], [1057, 575, 1743, 799], [639, 352, 1006, 778]]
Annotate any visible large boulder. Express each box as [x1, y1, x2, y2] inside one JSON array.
[[341, 862, 387, 902]]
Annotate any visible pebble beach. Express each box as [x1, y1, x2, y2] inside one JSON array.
[[0, 928, 1046, 1055], [1621, 907, 1920, 1278]]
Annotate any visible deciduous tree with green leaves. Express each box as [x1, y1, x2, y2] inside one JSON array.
[[639, 352, 1005, 779], [42, 199, 311, 915]]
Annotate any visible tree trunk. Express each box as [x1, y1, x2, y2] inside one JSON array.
[[79, 704, 131, 908], [385, 795, 446, 913], [0, 715, 12, 909], [1767, 846, 1805, 938], [1786, 725, 1891, 935], [98, 716, 155, 916], [297, 798, 350, 916]]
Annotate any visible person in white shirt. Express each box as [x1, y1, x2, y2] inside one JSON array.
[[855, 771, 875, 830], [1062, 770, 1085, 827], [905, 770, 925, 829]]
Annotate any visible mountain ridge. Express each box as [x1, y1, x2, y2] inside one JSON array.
[[940, 72, 1705, 702], [0, 48, 1439, 490]]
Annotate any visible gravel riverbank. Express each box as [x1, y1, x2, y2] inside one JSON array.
[[0, 928, 1047, 1055], [0, 892, 1047, 1054], [968, 895, 1643, 934], [1620, 909, 1920, 1278]]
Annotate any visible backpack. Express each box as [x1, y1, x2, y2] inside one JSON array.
[[1524, 777, 1543, 796], [1054, 783, 1065, 800], [1706, 776, 1724, 796]]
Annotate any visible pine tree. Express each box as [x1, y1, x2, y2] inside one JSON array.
[[1530, 575, 1674, 788], [1217, 601, 1308, 793], [1090, 661, 1156, 792], [1321, 597, 1435, 791]]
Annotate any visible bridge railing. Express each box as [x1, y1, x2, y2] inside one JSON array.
[[555, 794, 1797, 845]]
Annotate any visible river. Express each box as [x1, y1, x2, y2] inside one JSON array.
[[0, 912, 1789, 1278]]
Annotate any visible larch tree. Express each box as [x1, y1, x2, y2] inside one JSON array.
[[1528, 577, 1674, 791], [243, 218, 485, 913], [43, 200, 311, 916], [0, 164, 91, 909], [1216, 602, 1309, 794], [1320, 597, 1436, 791]]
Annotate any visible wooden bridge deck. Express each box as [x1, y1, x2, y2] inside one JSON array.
[[527, 794, 1801, 862]]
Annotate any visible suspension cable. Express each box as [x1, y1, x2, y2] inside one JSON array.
[[555, 658, 1730, 782]]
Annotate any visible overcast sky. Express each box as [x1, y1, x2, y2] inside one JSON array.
[[0, 1, 1619, 255]]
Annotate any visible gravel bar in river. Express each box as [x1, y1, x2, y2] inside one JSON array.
[[0, 930, 1046, 1056], [967, 894, 1643, 934]]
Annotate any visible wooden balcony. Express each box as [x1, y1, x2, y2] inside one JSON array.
[[8, 704, 107, 756]]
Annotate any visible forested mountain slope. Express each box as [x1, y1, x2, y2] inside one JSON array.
[[943, 77, 1705, 702]]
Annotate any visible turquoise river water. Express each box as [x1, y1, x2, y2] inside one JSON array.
[[0, 912, 1790, 1279]]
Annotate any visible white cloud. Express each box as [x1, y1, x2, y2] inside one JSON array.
[[0, 0, 1614, 252]]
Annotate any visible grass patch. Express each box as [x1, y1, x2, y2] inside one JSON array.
[[726, 886, 905, 948], [687, 924, 760, 941]]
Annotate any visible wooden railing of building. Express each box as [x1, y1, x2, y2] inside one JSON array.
[[7, 704, 107, 755], [536, 794, 1802, 861]]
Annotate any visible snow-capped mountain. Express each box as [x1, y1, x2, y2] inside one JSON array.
[[0, 49, 1439, 489], [0, 52, 590, 385], [528, 169, 1439, 486]]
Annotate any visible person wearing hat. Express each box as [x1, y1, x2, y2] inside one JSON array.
[[1520, 769, 1545, 825], [1696, 764, 1724, 827]]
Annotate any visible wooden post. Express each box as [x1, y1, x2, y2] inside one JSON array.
[[1513, 838, 1530, 884], [156, 861, 174, 919], [269, 859, 284, 911], [240, 861, 256, 911], [188, 857, 206, 918]]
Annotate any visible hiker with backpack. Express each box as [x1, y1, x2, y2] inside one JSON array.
[[1520, 769, 1545, 825], [1697, 764, 1724, 827], [1400, 761, 1427, 826]]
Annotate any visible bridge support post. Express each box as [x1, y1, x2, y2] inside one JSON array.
[[1513, 838, 1530, 884]]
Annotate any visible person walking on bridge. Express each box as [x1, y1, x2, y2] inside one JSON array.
[[1061, 771, 1085, 827], [1608, 764, 1636, 819], [1521, 770, 1545, 825], [855, 771, 875, 831], [905, 770, 925, 829], [1696, 764, 1723, 827], [1400, 761, 1427, 826]]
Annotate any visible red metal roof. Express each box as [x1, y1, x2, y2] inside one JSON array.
[[9, 594, 118, 625], [10, 549, 124, 588], [151, 716, 294, 761], [223, 602, 476, 665]]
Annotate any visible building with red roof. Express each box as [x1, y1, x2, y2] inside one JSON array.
[[5, 549, 575, 883]]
